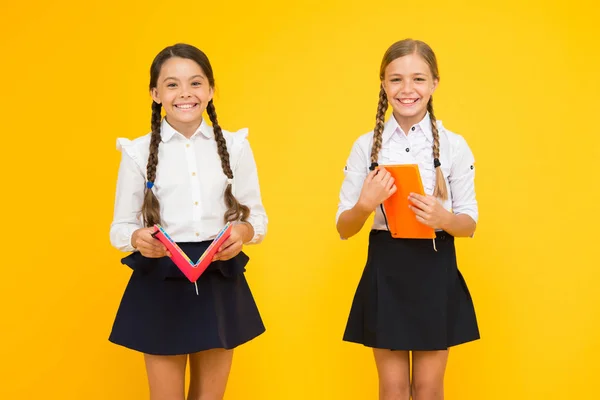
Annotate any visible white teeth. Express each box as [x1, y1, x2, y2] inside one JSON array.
[[176, 104, 196, 109], [400, 99, 418, 104]]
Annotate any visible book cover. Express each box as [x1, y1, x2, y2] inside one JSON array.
[[381, 164, 436, 239], [151, 222, 233, 283]]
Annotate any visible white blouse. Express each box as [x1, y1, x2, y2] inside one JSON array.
[[110, 118, 268, 252], [336, 113, 478, 231]]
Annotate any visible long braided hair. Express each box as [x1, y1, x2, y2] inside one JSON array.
[[142, 43, 249, 227], [371, 39, 448, 200]]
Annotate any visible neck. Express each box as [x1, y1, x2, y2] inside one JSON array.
[[393, 111, 426, 135], [166, 117, 203, 139]]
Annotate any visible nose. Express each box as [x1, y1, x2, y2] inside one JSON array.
[[179, 84, 193, 98], [401, 80, 414, 94]]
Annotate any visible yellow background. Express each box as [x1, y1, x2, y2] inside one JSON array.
[[1, 0, 599, 398]]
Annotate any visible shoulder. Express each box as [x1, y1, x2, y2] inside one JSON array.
[[348, 129, 375, 155], [220, 126, 249, 146], [115, 132, 152, 168], [218, 126, 251, 159], [437, 120, 472, 155]]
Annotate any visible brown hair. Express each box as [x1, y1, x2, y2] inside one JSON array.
[[142, 43, 249, 227], [371, 39, 448, 200]]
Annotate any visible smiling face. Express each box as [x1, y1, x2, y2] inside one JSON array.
[[150, 57, 213, 136], [382, 52, 438, 131]]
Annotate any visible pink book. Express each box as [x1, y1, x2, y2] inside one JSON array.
[[151, 222, 233, 284]]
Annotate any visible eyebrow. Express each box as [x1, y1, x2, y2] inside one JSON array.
[[162, 75, 206, 82], [388, 72, 428, 77]]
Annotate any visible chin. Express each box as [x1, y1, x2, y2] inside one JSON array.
[[172, 113, 202, 123], [395, 108, 423, 118]]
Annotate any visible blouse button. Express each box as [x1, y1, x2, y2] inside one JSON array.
[[405, 148, 410, 152]]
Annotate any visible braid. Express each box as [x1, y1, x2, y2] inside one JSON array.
[[370, 85, 388, 166], [428, 98, 448, 201], [206, 100, 250, 223], [141, 101, 163, 227]]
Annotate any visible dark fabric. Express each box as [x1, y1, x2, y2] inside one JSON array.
[[109, 242, 265, 355], [343, 230, 479, 351]]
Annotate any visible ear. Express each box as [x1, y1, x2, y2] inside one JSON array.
[[381, 81, 388, 95], [431, 78, 439, 94], [208, 86, 214, 102], [150, 88, 161, 104]]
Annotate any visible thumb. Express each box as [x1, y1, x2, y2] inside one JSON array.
[[364, 169, 377, 183]]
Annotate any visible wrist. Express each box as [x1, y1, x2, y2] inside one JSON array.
[[130, 229, 140, 249], [439, 210, 454, 231], [234, 221, 254, 243], [356, 199, 375, 215]]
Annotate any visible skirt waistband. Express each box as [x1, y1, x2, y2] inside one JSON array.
[[120, 241, 249, 280], [371, 229, 454, 241]]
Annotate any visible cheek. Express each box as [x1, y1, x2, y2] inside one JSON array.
[[159, 91, 177, 106], [416, 86, 433, 100], [191, 90, 208, 103], [384, 85, 398, 101]]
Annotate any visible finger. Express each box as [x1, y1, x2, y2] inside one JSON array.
[[376, 169, 390, 182], [421, 195, 438, 207], [415, 214, 431, 226], [409, 205, 428, 219], [382, 174, 395, 189], [217, 237, 235, 253], [137, 239, 168, 256], [215, 238, 242, 259], [384, 176, 395, 191], [371, 168, 383, 182], [408, 195, 429, 210], [215, 243, 241, 261], [139, 244, 166, 257], [388, 184, 397, 195], [138, 234, 165, 250], [364, 169, 377, 183], [409, 193, 427, 202]]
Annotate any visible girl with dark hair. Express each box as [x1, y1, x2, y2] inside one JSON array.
[[109, 43, 267, 399]]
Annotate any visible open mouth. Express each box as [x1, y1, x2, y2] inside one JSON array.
[[397, 98, 420, 106], [174, 103, 199, 111]]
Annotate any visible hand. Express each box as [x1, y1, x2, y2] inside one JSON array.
[[212, 224, 246, 262], [131, 227, 171, 258], [408, 193, 451, 230], [357, 167, 397, 212]]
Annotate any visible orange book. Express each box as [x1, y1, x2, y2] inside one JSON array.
[[381, 164, 436, 239]]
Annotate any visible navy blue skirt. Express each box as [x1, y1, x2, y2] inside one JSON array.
[[343, 230, 479, 351], [109, 242, 265, 356]]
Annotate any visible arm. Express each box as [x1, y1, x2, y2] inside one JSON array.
[[109, 141, 168, 257], [213, 137, 267, 261], [408, 135, 478, 238], [336, 139, 396, 240], [445, 135, 478, 237], [439, 213, 476, 238], [336, 200, 376, 240], [109, 144, 146, 252], [232, 138, 267, 245]]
